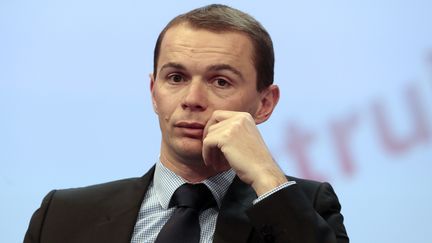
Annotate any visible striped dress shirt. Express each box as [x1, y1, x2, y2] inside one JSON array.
[[130, 161, 294, 243]]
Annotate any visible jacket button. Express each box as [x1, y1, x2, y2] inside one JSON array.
[[260, 225, 275, 243]]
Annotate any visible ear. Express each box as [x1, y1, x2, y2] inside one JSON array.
[[150, 73, 158, 114], [253, 84, 280, 124]]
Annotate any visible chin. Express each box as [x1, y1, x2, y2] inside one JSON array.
[[177, 148, 203, 161], [174, 139, 204, 160]]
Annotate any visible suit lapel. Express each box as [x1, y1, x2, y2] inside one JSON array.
[[213, 176, 257, 243], [85, 167, 256, 243], [90, 166, 155, 243]]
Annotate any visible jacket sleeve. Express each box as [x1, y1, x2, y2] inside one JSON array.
[[246, 182, 349, 243], [23, 190, 56, 243]]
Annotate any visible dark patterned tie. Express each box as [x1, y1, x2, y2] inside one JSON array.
[[155, 183, 216, 243]]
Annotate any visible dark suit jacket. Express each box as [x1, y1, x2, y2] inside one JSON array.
[[24, 166, 349, 243]]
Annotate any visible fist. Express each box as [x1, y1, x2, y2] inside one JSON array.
[[202, 110, 287, 196]]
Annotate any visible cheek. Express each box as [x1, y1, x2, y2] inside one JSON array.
[[154, 95, 179, 122], [220, 93, 258, 112], [153, 88, 169, 115]]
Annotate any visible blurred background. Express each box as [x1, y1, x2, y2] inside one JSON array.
[[1, 0, 431, 242]]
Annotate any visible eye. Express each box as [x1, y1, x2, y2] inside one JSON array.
[[168, 74, 185, 83], [214, 78, 230, 88]]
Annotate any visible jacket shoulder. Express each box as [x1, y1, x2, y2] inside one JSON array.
[[53, 177, 143, 202], [286, 176, 338, 205], [52, 166, 155, 206]]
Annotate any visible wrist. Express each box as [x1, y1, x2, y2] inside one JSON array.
[[251, 173, 288, 197]]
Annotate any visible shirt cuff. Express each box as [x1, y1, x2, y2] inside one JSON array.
[[252, 180, 296, 205]]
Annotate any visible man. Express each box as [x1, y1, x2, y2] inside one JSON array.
[[24, 4, 349, 243]]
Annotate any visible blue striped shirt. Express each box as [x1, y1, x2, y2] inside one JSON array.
[[130, 161, 295, 243]]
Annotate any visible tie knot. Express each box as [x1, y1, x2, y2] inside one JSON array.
[[169, 183, 216, 211]]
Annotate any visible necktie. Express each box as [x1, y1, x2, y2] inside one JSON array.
[[155, 183, 216, 243]]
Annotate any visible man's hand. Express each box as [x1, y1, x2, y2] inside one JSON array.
[[202, 110, 288, 196]]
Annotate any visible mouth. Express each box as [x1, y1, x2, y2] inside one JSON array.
[[174, 121, 205, 138]]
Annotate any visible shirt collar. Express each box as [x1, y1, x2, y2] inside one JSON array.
[[154, 160, 236, 209]]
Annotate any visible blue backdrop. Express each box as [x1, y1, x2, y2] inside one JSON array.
[[1, 1, 432, 242]]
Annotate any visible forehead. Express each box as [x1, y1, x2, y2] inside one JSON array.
[[157, 24, 255, 72]]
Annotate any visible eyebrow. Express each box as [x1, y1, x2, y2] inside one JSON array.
[[159, 62, 244, 80], [207, 64, 244, 80], [159, 62, 186, 73]]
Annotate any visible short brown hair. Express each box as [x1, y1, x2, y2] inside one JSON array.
[[153, 4, 274, 91]]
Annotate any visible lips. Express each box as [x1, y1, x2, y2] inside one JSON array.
[[175, 121, 205, 129], [174, 121, 205, 138]]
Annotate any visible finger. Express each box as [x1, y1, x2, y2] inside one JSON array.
[[205, 117, 232, 137], [203, 110, 229, 138], [203, 110, 246, 138], [202, 134, 220, 166], [202, 134, 230, 171]]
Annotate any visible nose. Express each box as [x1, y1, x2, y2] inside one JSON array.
[[181, 79, 208, 111]]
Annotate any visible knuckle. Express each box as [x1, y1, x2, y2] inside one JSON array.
[[238, 112, 252, 121], [202, 137, 211, 145]]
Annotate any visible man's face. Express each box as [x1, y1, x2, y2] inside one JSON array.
[[151, 24, 265, 164]]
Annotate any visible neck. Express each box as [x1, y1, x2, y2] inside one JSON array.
[[159, 153, 229, 183]]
